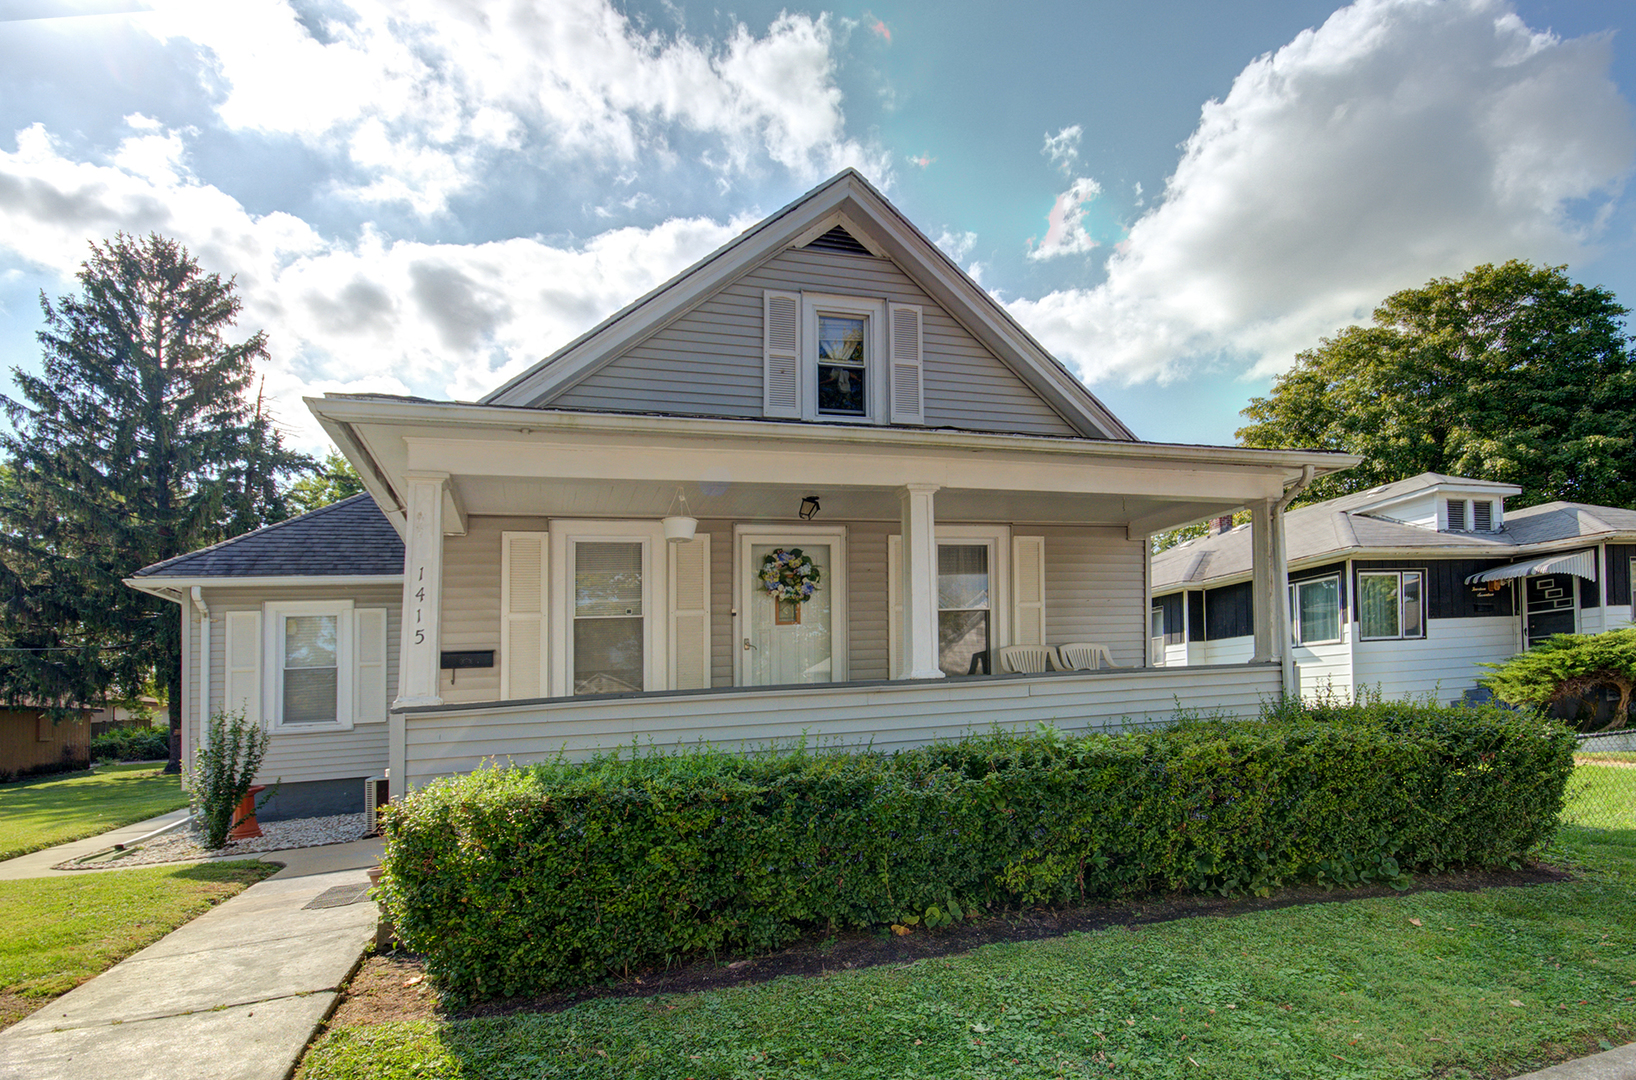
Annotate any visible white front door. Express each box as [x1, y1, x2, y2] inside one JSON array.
[[737, 529, 848, 686]]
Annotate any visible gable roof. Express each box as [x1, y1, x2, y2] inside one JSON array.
[[1152, 472, 1636, 590], [129, 494, 403, 581], [482, 169, 1136, 441]]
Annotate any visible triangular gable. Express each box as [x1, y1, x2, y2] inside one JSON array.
[[481, 170, 1136, 441]]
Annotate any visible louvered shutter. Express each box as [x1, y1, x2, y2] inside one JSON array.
[[763, 290, 801, 418], [1011, 536, 1047, 646], [888, 303, 924, 425], [224, 610, 262, 726], [501, 532, 549, 700], [354, 608, 388, 723], [887, 534, 903, 677], [668, 534, 711, 690]]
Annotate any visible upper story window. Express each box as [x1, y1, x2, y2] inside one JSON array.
[[763, 290, 924, 426]]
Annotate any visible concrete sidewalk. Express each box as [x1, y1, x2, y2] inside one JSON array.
[[1509, 1044, 1636, 1080], [0, 809, 193, 880], [0, 836, 384, 1080]]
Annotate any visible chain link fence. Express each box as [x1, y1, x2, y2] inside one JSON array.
[[1563, 729, 1636, 830]]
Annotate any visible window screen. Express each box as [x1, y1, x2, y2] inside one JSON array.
[[283, 614, 338, 723], [573, 542, 644, 695]]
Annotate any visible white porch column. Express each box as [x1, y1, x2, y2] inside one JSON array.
[[899, 483, 945, 680], [1249, 498, 1283, 665], [396, 472, 447, 708]]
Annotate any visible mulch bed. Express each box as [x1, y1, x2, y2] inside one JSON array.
[[325, 862, 1572, 1031]]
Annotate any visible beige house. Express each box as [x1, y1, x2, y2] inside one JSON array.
[[129, 171, 1353, 818]]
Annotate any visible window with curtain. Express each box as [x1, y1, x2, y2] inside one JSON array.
[[816, 314, 868, 416], [573, 541, 644, 695], [937, 543, 990, 676], [283, 614, 339, 723], [1289, 576, 1341, 645], [1358, 571, 1423, 640]]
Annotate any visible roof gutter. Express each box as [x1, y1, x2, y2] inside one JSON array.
[[191, 587, 209, 755], [1276, 466, 1316, 700]]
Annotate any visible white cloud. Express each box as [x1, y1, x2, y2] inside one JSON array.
[[1028, 177, 1101, 260], [134, 0, 888, 214], [934, 228, 976, 262], [1041, 125, 1081, 174], [1009, 0, 1635, 385], [0, 122, 746, 448]]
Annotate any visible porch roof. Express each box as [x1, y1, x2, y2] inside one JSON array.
[[308, 393, 1358, 538]]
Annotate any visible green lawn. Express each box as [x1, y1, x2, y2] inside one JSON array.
[[300, 821, 1636, 1079], [1563, 763, 1636, 831], [0, 762, 189, 861], [0, 861, 276, 1028]]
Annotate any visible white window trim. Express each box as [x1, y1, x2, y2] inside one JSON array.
[[549, 521, 668, 696], [734, 524, 850, 686], [801, 292, 888, 425], [1288, 574, 1342, 647], [263, 599, 355, 732], [1356, 569, 1426, 641]]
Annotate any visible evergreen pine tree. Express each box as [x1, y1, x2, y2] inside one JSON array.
[[0, 233, 312, 771]]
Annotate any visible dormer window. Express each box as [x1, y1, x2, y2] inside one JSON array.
[[1444, 497, 1497, 532], [1446, 499, 1467, 531]]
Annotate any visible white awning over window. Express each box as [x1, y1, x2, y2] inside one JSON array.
[[1465, 549, 1598, 585]]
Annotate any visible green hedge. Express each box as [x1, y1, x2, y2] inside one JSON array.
[[378, 701, 1575, 1002], [91, 727, 170, 762]]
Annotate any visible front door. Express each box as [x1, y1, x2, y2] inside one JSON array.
[[1525, 574, 1577, 647], [738, 531, 847, 686]]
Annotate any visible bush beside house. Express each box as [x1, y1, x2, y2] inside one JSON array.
[[379, 701, 1575, 1003]]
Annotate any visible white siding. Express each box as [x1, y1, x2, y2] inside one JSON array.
[[1604, 604, 1634, 632], [847, 522, 892, 681], [1293, 638, 1352, 702], [199, 584, 399, 786], [549, 248, 1078, 437], [1350, 616, 1520, 703], [1040, 526, 1146, 667], [401, 664, 1281, 788], [1162, 641, 1189, 667], [1195, 638, 1255, 666]]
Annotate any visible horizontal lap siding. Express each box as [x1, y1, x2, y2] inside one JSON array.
[[203, 584, 399, 786], [551, 248, 1077, 437], [708, 521, 734, 687], [440, 517, 514, 704], [402, 665, 1281, 787], [1294, 638, 1352, 701], [1349, 617, 1518, 703], [1041, 527, 1145, 666]]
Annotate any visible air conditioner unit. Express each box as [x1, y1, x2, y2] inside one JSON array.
[[364, 774, 389, 835]]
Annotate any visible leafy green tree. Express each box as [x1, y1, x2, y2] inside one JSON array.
[[0, 233, 312, 770], [1238, 261, 1636, 509], [1481, 628, 1636, 732], [285, 449, 365, 515]]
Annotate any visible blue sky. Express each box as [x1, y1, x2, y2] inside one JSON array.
[[0, 0, 1632, 450]]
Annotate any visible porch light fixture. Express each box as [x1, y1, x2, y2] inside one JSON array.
[[662, 487, 697, 543], [799, 495, 821, 520]]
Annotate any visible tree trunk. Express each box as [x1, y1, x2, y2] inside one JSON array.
[[165, 663, 183, 774]]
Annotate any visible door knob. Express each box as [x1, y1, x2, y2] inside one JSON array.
[[742, 637, 757, 651]]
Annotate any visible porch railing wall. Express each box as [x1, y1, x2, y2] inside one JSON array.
[[396, 663, 1282, 791]]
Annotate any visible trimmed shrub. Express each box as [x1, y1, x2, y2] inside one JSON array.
[[1482, 628, 1636, 731], [185, 709, 271, 849], [91, 726, 171, 762], [378, 700, 1574, 1003]]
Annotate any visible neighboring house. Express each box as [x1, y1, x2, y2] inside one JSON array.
[[1151, 472, 1636, 704], [127, 171, 1352, 818]]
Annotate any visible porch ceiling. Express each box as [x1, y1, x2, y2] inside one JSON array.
[[446, 475, 1236, 529]]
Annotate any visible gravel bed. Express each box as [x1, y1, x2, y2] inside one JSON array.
[[56, 812, 370, 870]]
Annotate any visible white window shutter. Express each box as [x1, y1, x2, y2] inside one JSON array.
[[1011, 536, 1047, 646], [354, 608, 388, 723], [668, 534, 712, 690], [888, 303, 924, 425], [763, 290, 801, 418], [887, 534, 903, 678], [501, 532, 549, 700], [224, 610, 262, 726]]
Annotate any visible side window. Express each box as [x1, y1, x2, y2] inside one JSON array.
[[1288, 576, 1341, 645], [1358, 570, 1424, 640]]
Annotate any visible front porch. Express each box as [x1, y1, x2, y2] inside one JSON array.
[[392, 662, 1282, 789]]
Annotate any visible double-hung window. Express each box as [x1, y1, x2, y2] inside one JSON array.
[[937, 543, 991, 676], [571, 541, 646, 696], [802, 294, 886, 423], [1358, 570, 1424, 640], [1288, 576, 1341, 646], [262, 600, 356, 731]]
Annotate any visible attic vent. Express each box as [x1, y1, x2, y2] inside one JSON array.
[[1446, 498, 1467, 531], [805, 226, 873, 256], [1472, 500, 1493, 532]]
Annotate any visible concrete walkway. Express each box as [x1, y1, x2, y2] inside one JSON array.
[[0, 809, 193, 880], [1509, 1044, 1636, 1080], [0, 835, 384, 1080]]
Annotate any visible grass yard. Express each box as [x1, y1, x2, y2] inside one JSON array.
[[300, 794, 1636, 1079], [0, 762, 188, 861], [1564, 763, 1636, 831], [0, 861, 277, 1029]]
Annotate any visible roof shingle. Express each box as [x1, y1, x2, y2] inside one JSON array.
[[132, 494, 403, 579]]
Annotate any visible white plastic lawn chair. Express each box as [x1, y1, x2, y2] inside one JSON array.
[[996, 644, 1057, 674], [1056, 642, 1114, 671]]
